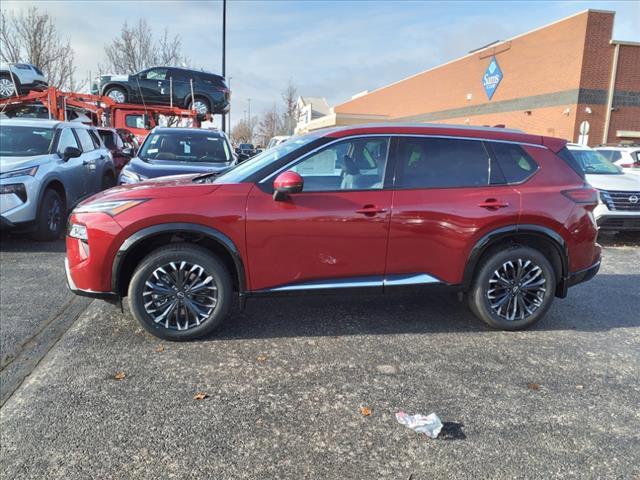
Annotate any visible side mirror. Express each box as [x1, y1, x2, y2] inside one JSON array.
[[61, 146, 82, 161], [273, 171, 303, 201], [122, 147, 134, 157]]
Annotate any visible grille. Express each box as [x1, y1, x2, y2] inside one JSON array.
[[599, 190, 640, 211], [598, 217, 640, 230]]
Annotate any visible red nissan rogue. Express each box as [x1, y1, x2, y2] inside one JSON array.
[[65, 124, 601, 340]]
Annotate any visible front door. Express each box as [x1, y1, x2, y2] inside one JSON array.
[[246, 136, 393, 292], [55, 128, 88, 202], [135, 68, 169, 104], [385, 136, 521, 286]]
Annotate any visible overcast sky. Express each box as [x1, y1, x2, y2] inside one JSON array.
[[2, 0, 639, 127]]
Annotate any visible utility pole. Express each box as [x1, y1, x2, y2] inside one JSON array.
[[247, 97, 252, 143], [227, 77, 232, 133], [221, 0, 227, 132]]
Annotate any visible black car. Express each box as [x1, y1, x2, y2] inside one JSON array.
[[92, 67, 230, 115], [235, 143, 257, 162], [117, 127, 236, 184]]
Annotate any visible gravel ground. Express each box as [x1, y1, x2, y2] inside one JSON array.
[[0, 236, 638, 479]]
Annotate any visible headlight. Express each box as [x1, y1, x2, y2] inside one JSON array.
[[74, 199, 148, 216], [68, 223, 88, 240], [0, 166, 38, 179], [119, 168, 146, 184]]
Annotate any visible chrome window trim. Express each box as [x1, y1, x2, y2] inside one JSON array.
[[259, 133, 546, 184]]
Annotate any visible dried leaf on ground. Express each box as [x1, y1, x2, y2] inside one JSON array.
[[114, 371, 126, 380], [155, 345, 165, 353], [527, 382, 540, 391], [359, 406, 372, 416], [256, 355, 268, 363], [575, 384, 584, 390], [193, 392, 208, 401]]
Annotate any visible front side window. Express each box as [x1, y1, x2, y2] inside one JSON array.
[[139, 133, 231, 163], [56, 128, 79, 155], [290, 137, 389, 191], [395, 137, 490, 189], [144, 68, 168, 80], [75, 128, 95, 152], [0, 126, 54, 157]]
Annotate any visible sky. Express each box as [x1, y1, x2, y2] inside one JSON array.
[[2, 0, 639, 128]]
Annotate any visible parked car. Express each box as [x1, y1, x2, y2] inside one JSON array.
[[235, 143, 256, 162], [97, 127, 136, 174], [267, 135, 290, 149], [65, 123, 601, 340], [566, 144, 640, 231], [1, 119, 115, 240], [118, 127, 235, 184], [594, 145, 640, 175], [0, 62, 48, 98], [92, 67, 230, 115]]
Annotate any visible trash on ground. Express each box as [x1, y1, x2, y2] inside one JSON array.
[[527, 382, 540, 391], [396, 411, 443, 439], [193, 392, 208, 400], [359, 406, 372, 416], [113, 371, 126, 380]]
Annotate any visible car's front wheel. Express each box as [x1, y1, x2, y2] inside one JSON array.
[[32, 188, 65, 241], [468, 246, 556, 330], [105, 86, 127, 103], [128, 244, 233, 341]]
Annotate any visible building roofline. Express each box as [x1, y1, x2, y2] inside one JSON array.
[[610, 40, 640, 47], [337, 9, 615, 108]]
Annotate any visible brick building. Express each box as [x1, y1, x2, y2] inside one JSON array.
[[300, 10, 639, 146]]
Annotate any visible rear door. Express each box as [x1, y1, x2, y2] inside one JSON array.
[[385, 136, 521, 286], [245, 136, 393, 291]]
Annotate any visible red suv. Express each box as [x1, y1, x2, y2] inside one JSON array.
[[65, 124, 601, 340]]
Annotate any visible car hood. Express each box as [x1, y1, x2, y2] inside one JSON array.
[[127, 157, 234, 179], [0, 155, 50, 173], [586, 173, 640, 191]]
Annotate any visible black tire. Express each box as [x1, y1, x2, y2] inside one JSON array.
[[128, 244, 233, 341], [104, 86, 127, 103], [32, 189, 65, 241], [187, 96, 211, 116], [0, 73, 18, 98], [101, 171, 115, 190], [468, 246, 556, 330]]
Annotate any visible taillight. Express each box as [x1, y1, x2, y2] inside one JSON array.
[[562, 187, 599, 210]]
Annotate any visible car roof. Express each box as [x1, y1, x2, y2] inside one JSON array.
[[147, 66, 223, 79], [567, 143, 593, 150], [150, 127, 224, 136], [595, 146, 640, 151], [318, 122, 550, 146]]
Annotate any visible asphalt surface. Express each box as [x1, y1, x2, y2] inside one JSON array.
[[0, 234, 639, 479], [0, 234, 91, 405]]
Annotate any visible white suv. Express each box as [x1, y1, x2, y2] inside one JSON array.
[[0, 62, 48, 98], [594, 146, 640, 176], [567, 144, 640, 232]]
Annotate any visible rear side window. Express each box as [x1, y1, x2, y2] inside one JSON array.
[[75, 128, 95, 152], [88, 130, 102, 149], [487, 142, 538, 184], [395, 137, 492, 189], [556, 147, 586, 180], [99, 131, 116, 149]]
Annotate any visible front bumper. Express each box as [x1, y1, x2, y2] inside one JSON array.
[[594, 204, 640, 231], [65, 257, 118, 301]]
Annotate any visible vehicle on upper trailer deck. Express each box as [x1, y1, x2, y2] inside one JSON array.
[[66, 123, 601, 341]]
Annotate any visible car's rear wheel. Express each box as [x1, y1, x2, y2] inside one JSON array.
[[468, 246, 556, 330], [32, 188, 65, 241], [128, 244, 232, 341], [187, 97, 210, 116], [0, 74, 17, 98], [105, 86, 127, 103]]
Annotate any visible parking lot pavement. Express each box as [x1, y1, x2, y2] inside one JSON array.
[[1, 237, 639, 479], [0, 234, 92, 405]]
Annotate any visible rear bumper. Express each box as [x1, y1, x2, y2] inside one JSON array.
[[567, 260, 601, 288]]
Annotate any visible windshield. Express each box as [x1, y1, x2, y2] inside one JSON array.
[[215, 134, 319, 183], [0, 125, 54, 157], [139, 132, 231, 163], [569, 149, 621, 174]]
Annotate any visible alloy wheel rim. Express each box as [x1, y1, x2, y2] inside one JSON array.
[[192, 100, 208, 115], [107, 90, 125, 103], [487, 259, 547, 321], [47, 198, 62, 233], [143, 261, 218, 331], [0, 78, 16, 97]]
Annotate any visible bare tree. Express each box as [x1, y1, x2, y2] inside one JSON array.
[[281, 80, 298, 135], [103, 19, 188, 74], [0, 7, 80, 90], [257, 103, 284, 146], [231, 118, 254, 144]]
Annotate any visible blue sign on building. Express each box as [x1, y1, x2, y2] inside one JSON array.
[[482, 57, 503, 100]]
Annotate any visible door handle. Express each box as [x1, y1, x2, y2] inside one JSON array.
[[356, 205, 388, 216], [478, 199, 509, 210]]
